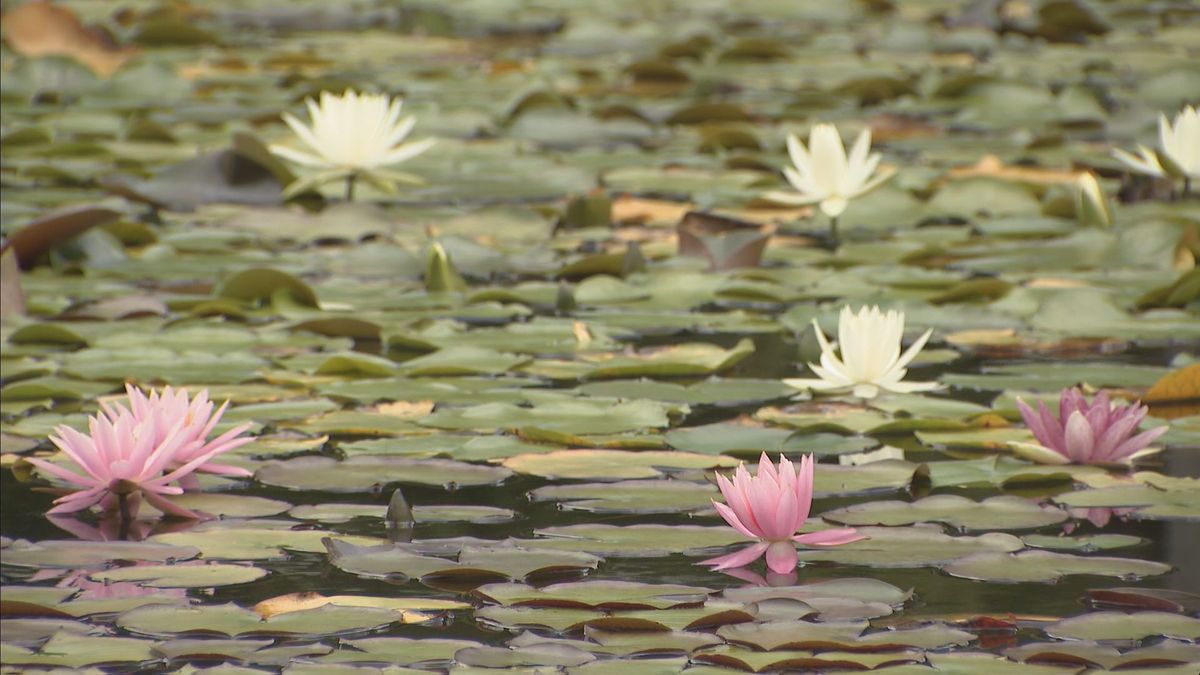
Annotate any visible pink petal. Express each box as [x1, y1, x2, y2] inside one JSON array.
[[793, 454, 814, 527], [1090, 413, 1139, 461], [1063, 411, 1097, 462], [747, 479, 781, 538], [712, 501, 760, 540], [756, 452, 779, 485], [767, 485, 799, 540], [765, 541, 799, 574], [1108, 425, 1169, 462], [698, 542, 769, 570], [23, 457, 97, 488], [794, 527, 866, 546], [718, 471, 764, 537], [1036, 401, 1066, 452], [1017, 398, 1056, 450], [46, 488, 107, 515], [142, 490, 202, 520]]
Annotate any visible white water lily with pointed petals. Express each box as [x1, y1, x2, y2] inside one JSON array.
[[270, 90, 435, 198], [1112, 105, 1200, 181], [784, 306, 938, 399], [764, 123, 895, 218]]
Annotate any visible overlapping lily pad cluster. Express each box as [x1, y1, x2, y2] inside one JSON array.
[[1, 0, 1198, 672]]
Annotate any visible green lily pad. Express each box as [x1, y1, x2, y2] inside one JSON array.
[[473, 580, 712, 610], [116, 602, 405, 638], [792, 526, 1025, 567], [325, 539, 601, 582], [523, 524, 746, 557], [1, 539, 199, 569], [0, 632, 158, 669], [529, 479, 715, 514], [90, 562, 267, 588], [1042, 611, 1200, 642], [420, 399, 677, 435], [502, 449, 737, 480], [822, 495, 1068, 531], [256, 455, 512, 492], [943, 550, 1172, 583]]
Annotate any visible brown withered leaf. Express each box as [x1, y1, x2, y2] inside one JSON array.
[[1143, 364, 1200, 419], [676, 211, 774, 271], [946, 154, 1081, 186], [5, 205, 123, 269], [253, 591, 463, 620], [1, 0, 138, 78]]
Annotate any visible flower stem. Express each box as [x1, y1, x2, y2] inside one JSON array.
[[1185, 177, 1192, 198], [345, 173, 358, 202], [829, 216, 840, 246], [118, 492, 132, 525]]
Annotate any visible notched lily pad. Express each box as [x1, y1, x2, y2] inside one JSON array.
[[256, 455, 512, 491], [473, 580, 712, 610], [822, 495, 1068, 531], [943, 550, 1172, 583], [0, 539, 200, 569], [1042, 611, 1200, 642], [115, 602, 406, 638], [90, 562, 267, 588], [325, 538, 601, 582], [503, 449, 737, 480]]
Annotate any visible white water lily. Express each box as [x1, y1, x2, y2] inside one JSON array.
[[1112, 105, 1200, 184], [270, 90, 435, 199], [784, 306, 938, 399], [764, 123, 895, 222]]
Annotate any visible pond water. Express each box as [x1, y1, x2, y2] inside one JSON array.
[[2, 0, 1200, 672]]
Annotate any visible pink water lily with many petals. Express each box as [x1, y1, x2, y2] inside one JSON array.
[[102, 384, 253, 489], [1012, 388, 1168, 465], [25, 386, 254, 519], [700, 453, 864, 574]]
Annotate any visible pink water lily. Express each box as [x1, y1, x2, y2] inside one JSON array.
[[1013, 388, 1168, 465], [25, 385, 254, 519], [700, 453, 864, 574], [103, 384, 253, 489]]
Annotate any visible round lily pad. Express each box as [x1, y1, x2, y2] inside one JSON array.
[[822, 495, 1068, 531], [256, 455, 513, 491], [943, 550, 1172, 583]]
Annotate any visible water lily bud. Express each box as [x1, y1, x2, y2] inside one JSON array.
[[1074, 172, 1111, 228]]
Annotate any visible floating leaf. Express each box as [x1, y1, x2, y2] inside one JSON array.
[[1, 1, 137, 77], [90, 562, 267, 588], [503, 449, 736, 480], [256, 455, 512, 492], [116, 603, 405, 638], [1042, 611, 1200, 642], [822, 495, 1068, 531], [943, 550, 1171, 583]]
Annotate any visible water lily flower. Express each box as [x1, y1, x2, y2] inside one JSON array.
[[270, 90, 435, 200], [699, 453, 864, 574], [102, 384, 253, 490], [784, 305, 938, 399], [763, 123, 895, 239], [1012, 388, 1168, 465], [25, 386, 254, 520], [1112, 105, 1200, 190], [27, 415, 205, 519]]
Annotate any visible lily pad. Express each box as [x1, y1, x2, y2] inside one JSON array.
[[256, 455, 512, 492], [943, 550, 1172, 583], [822, 495, 1068, 531]]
